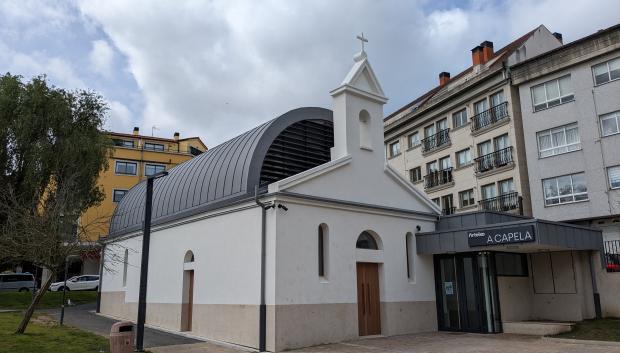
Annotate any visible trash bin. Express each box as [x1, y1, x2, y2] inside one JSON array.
[[110, 321, 135, 353]]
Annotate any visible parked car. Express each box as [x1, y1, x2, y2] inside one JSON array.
[[49, 275, 99, 292], [0, 273, 36, 292]]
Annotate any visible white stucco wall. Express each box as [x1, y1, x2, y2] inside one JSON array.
[[272, 201, 436, 305], [101, 205, 264, 305]]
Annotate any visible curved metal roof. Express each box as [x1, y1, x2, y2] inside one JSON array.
[[108, 107, 333, 237]]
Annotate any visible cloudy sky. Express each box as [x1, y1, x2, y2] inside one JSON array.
[[1, 0, 618, 146]]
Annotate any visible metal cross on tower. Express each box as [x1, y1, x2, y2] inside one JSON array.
[[356, 33, 368, 52]]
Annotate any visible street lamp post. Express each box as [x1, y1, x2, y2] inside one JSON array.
[[136, 171, 168, 352], [60, 254, 79, 326]]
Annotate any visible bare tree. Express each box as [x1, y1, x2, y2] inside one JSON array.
[[0, 74, 111, 333]]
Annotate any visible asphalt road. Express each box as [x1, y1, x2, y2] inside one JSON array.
[[42, 303, 200, 348]]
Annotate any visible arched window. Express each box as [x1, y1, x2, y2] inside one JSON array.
[[122, 249, 128, 287], [359, 110, 372, 149], [356, 231, 378, 250], [406, 232, 414, 281], [184, 250, 194, 263], [318, 224, 329, 278]]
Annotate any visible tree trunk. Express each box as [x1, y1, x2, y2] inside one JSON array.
[[15, 272, 54, 334]]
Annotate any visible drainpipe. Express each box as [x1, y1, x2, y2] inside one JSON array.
[[254, 185, 274, 352], [588, 251, 603, 319], [96, 241, 106, 313]]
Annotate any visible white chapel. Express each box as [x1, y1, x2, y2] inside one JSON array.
[[100, 46, 441, 351]]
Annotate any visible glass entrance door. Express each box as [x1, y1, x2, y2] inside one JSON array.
[[434, 253, 502, 333]]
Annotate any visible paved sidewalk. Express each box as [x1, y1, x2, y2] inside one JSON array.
[[42, 303, 200, 348], [149, 332, 620, 353]]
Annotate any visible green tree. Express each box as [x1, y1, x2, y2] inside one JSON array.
[[0, 74, 111, 333]]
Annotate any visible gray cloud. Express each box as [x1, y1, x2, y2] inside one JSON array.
[[4, 0, 619, 147]]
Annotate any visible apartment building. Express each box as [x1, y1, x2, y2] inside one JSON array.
[[79, 127, 207, 244], [511, 24, 620, 241], [384, 26, 562, 216]]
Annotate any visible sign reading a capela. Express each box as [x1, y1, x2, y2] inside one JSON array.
[[468, 225, 536, 247]]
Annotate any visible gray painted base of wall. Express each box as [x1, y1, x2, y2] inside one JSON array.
[[100, 292, 437, 352]]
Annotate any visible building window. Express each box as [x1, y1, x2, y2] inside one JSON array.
[[318, 224, 328, 277], [144, 142, 165, 151], [113, 139, 135, 148], [122, 249, 128, 287], [388, 140, 401, 158], [145, 164, 166, 176], [436, 118, 448, 131], [441, 194, 455, 215], [431, 198, 440, 207], [495, 253, 528, 276], [452, 109, 468, 128], [459, 189, 475, 208], [426, 160, 438, 174], [494, 134, 510, 151], [537, 123, 581, 158], [359, 110, 372, 149], [113, 189, 128, 203], [439, 156, 451, 170], [499, 178, 515, 195], [608, 166, 620, 189], [408, 132, 420, 148], [600, 111, 620, 137], [356, 231, 378, 250], [424, 124, 436, 138], [456, 148, 471, 168], [115, 161, 137, 175], [481, 183, 496, 200], [592, 57, 620, 85], [490, 90, 505, 107], [406, 232, 414, 281], [474, 98, 488, 115], [409, 167, 422, 183], [543, 172, 588, 206], [531, 75, 574, 112], [478, 140, 493, 156]]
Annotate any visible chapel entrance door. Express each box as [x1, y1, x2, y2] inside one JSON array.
[[181, 270, 194, 331], [356, 262, 381, 336]]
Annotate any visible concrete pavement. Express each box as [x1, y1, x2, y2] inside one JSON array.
[[42, 303, 200, 348], [151, 332, 620, 353]]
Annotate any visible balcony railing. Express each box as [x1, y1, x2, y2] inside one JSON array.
[[604, 240, 620, 272], [421, 129, 450, 153], [442, 206, 457, 216], [471, 102, 509, 132], [479, 192, 521, 213], [424, 167, 453, 189], [474, 146, 514, 174]]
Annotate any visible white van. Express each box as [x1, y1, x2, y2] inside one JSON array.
[[0, 273, 36, 292]]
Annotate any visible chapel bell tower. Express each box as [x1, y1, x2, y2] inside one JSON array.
[[330, 34, 388, 163]]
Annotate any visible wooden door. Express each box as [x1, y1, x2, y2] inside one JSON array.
[[181, 270, 194, 331], [357, 262, 381, 336]]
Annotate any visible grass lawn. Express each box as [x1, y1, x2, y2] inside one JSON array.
[[554, 318, 620, 342], [0, 291, 97, 310], [0, 312, 109, 353]]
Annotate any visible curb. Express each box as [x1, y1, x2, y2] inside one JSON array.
[[543, 336, 620, 347]]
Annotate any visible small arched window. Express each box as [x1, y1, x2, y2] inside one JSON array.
[[122, 249, 129, 287], [359, 110, 372, 149], [184, 250, 194, 263], [356, 231, 378, 250]]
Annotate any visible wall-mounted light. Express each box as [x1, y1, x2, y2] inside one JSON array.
[[277, 204, 288, 211], [416, 225, 421, 232]]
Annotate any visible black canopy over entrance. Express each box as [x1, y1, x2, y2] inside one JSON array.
[[416, 211, 603, 255]]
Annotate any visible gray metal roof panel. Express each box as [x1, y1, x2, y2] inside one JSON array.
[[108, 107, 333, 237]]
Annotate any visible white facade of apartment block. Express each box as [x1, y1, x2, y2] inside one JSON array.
[[384, 26, 563, 217], [511, 25, 620, 241]]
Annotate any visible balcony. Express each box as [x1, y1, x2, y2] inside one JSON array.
[[421, 129, 450, 154], [474, 147, 514, 174], [424, 167, 453, 190], [471, 102, 509, 133], [442, 207, 457, 216], [479, 192, 522, 213]]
